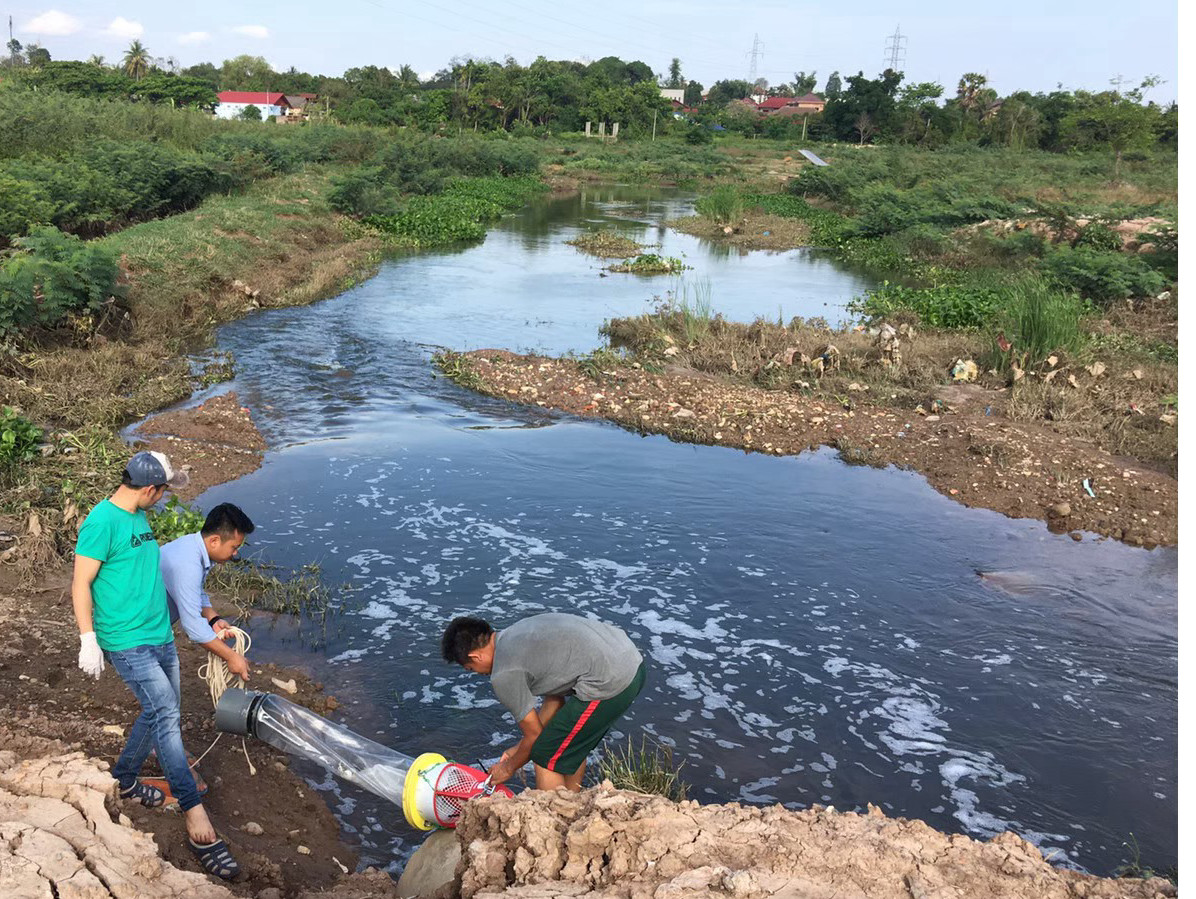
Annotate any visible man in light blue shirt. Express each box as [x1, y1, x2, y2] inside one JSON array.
[[159, 503, 255, 683]]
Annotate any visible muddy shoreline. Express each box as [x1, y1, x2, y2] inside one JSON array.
[[439, 350, 1176, 547]]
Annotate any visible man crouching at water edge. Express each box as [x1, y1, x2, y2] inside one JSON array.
[[72, 451, 241, 881], [441, 612, 646, 792], [159, 502, 255, 684]]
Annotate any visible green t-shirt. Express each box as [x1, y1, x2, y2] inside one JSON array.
[[75, 499, 173, 652]]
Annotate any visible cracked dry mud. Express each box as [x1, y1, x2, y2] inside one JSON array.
[[0, 742, 230, 899], [455, 785, 1175, 899]]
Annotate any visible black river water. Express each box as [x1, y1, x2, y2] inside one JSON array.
[[191, 187, 1175, 875]]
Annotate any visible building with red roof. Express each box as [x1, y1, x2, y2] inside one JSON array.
[[753, 93, 826, 116], [215, 91, 292, 120]]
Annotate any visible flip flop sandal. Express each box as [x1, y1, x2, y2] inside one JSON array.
[[189, 837, 242, 881], [118, 779, 166, 808]]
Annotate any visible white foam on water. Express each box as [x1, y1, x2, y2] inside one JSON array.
[[329, 647, 370, 663], [637, 610, 728, 641], [739, 777, 781, 803], [579, 558, 648, 580]]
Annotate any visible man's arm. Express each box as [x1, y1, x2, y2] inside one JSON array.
[[72, 554, 106, 679], [201, 605, 233, 634], [71, 555, 102, 635], [488, 709, 545, 785]]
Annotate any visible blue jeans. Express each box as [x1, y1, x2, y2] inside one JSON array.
[[106, 641, 201, 812]]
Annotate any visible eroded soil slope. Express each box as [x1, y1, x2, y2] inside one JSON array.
[[456, 785, 1175, 899]]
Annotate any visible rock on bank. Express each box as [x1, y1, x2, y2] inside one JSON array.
[[454, 784, 1174, 899]]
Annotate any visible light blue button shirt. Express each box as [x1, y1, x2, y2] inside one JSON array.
[[160, 532, 218, 644]]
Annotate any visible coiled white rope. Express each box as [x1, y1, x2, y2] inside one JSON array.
[[197, 625, 252, 707], [192, 625, 257, 774]]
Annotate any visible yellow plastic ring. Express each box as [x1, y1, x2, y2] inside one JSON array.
[[403, 752, 447, 831]]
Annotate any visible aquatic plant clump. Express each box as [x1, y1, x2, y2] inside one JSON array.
[[363, 176, 547, 247], [607, 253, 690, 274], [566, 231, 645, 257]]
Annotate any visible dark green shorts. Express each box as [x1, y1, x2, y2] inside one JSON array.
[[530, 661, 647, 776]]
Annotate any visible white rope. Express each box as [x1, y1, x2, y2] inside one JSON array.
[[192, 625, 257, 775], [197, 626, 252, 707]]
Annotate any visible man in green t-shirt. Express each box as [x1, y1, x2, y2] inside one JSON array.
[[72, 451, 240, 881]]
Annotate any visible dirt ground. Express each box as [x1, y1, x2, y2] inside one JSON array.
[[442, 350, 1176, 547], [669, 212, 812, 251], [455, 785, 1176, 899], [135, 391, 267, 501], [0, 396, 388, 897], [0, 559, 366, 897]]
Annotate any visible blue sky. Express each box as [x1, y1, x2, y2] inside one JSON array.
[[7, 1, 1179, 101]]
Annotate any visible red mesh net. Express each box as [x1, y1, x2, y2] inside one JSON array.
[[430, 763, 514, 827]]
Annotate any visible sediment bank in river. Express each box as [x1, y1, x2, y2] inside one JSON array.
[[438, 349, 1176, 547]]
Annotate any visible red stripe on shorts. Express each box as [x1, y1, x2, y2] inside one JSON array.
[[546, 700, 601, 771]]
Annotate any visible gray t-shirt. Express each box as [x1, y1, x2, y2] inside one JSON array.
[[490, 613, 643, 721]]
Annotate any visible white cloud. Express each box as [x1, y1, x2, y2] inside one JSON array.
[[103, 17, 144, 39], [231, 24, 269, 39], [178, 31, 211, 45], [24, 10, 82, 36]]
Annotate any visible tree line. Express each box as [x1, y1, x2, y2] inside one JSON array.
[[1, 41, 1177, 155]]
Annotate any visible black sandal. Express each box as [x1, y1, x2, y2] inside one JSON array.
[[189, 837, 242, 881], [118, 779, 165, 808]]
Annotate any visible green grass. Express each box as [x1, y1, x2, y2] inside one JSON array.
[[207, 558, 346, 645], [433, 351, 484, 390], [1112, 834, 1178, 884], [990, 278, 1087, 369], [597, 735, 688, 801], [694, 184, 746, 224]]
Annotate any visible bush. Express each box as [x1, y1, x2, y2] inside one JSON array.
[[1041, 246, 1166, 303], [328, 167, 402, 217], [0, 227, 124, 337], [684, 125, 714, 145], [0, 406, 42, 471], [148, 495, 206, 543], [849, 281, 1004, 330], [0, 141, 233, 243], [1072, 220, 1123, 252]]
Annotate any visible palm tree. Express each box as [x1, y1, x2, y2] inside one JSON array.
[[123, 40, 151, 81]]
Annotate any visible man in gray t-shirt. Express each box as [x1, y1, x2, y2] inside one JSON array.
[[442, 612, 646, 792]]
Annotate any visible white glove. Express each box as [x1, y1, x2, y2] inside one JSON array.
[[78, 632, 105, 679]]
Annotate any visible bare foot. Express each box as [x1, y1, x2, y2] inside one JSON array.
[[184, 804, 217, 845]]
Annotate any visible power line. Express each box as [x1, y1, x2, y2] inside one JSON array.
[[884, 24, 907, 72]]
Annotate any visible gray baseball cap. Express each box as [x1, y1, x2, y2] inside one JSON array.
[[125, 450, 190, 489]]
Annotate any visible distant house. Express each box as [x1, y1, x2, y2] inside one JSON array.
[[215, 91, 292, 119], [660, 87, 685, 104], [747, 93, 827, 115], [768, 93, 826, 116]]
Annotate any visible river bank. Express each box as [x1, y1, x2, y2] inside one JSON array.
[[0, 155, 1176, 890], [436, 347, 1176, 547], [0, 559, 359, 896]]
